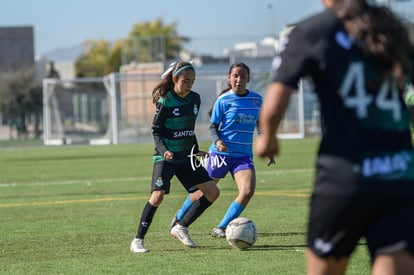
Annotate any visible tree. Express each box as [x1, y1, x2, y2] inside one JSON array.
[[75, 18, 183, 77], [124, 18, 182, 63], [75, 39, 123, 77], [0, 69, 42, 138]]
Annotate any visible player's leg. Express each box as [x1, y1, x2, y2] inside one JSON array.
[[131, 161, 172, 253], [212, 158, 255, 237], [177, 194, 195, 220], [180, 180, 220, 226], [170, 178, 220, 231], [212, 169, 254, 236], [233, 167, 256, 206], [169, 192, 196, 232], [170, 152, 225, 232], [170, 164, 219, 247], [306, 250, 349, 275], [372, 250, 414, 275], [369, 196, 414, 275], [306, 193, 363, 274], [171, 180, 219, 247], [306, 187, 369, 273]]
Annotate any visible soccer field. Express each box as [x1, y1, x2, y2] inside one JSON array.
[[0, 138, 370, 274]]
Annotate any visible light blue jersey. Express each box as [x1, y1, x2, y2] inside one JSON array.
[[209, 90, 262, 157]]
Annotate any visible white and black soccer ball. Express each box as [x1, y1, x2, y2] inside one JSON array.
[[225, 217, 258, 250]]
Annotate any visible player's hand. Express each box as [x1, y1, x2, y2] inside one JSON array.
[[267, 156, 276, 166], [164, 151, 174, 160], [254, 135, 279, 159], [216, 140, 227, 152]]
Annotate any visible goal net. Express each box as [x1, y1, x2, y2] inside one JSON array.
[[42, 78, 112, 145]]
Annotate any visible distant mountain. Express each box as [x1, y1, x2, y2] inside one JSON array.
[[42, 44, 85, 62]]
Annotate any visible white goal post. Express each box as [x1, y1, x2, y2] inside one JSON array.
[[42, 77, 113, 145]]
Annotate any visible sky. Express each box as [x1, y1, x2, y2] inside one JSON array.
[[1, 0, 414, 57]]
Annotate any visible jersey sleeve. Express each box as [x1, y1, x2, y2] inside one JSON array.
[[210, 97, 224, 125], [209, 123, 220, 144], [193, 93, 201, 153], [152, 101, 168, 156], [271, 25, 314, 89]]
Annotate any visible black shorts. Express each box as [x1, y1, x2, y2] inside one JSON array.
[[151, 158, 212, 194], [308, 155, 414, 260]]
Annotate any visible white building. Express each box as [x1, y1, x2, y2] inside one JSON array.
[[229, 36, 278, 58]]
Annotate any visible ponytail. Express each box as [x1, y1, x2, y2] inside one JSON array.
[[332, 0, 414, 82]]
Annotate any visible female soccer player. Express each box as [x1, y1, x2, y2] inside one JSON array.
[[255, 0, 414, 274], [170, 62, 274, 238], [130, 61, 219, 253]]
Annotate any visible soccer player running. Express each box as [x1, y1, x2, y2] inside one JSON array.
[[255, 0, 414, 274], [170, 62, 275, 238], [130, 61, 220, 253]]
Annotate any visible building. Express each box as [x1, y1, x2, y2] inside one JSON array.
[[228, 36, 277, 59], [0, 26, 34, 71], [0, 26, 35, 140]]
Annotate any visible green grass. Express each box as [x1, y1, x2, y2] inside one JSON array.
[[0, 138, 370, 274]]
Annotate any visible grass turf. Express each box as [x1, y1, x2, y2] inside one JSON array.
[[0, 138, 370, 274]]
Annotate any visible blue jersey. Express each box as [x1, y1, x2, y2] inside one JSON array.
[[209, 90, 262, 157]]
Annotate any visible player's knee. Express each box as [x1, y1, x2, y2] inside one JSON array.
[[207, 185, 220, 202], [240, 187, 254, 199], [149, 190, 164, 206], [210, 186, 220, 201]]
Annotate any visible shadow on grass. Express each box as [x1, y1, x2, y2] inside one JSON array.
[[259, 231, 306, 237]]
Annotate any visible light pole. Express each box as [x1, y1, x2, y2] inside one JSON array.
[[267, 3, 275, 37]]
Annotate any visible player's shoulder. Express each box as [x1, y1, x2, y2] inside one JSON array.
[[157, 96, 166, 105], [188, 90, 201, 100], [188, 90, 200, 97], [247, 90, 262, 98], [216, 90, 233, 100], [292, 9, 340, 42]]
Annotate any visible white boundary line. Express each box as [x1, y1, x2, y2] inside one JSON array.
[[0, 168, 314, 188]]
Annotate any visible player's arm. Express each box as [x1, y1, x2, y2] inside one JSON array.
[[254, 82, 293, 158], [209, 123, 220, 145], [152, 102, 169, 156], [209, 123, 227, 152], [255, 120, 276, 166]]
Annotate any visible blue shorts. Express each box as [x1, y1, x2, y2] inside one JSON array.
[[206, 152, 254, 179]]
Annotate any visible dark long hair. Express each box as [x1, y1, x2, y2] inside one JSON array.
[[152, 61, 195, 104], [332, 0, 414, 83], [207, 62, 251, 117]]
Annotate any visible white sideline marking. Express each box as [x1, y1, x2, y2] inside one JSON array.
[[0, 176, 151, 187], [258, 168, 313, 175], [0, 168, 313, 188]]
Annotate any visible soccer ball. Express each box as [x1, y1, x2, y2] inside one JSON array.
[[225, 217, 258, 250]]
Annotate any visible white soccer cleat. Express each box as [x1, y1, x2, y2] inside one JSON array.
[[170, 224, 196, 248], [211, 227, 226, 238], [130, 238, 148, 253]]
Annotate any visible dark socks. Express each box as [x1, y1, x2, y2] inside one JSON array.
[[179, 196, 212, 227], [136, 201, 157, 239]]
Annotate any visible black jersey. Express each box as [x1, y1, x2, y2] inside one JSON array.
[[152, 90, 200, 163], [272, 8, 414, 162]]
